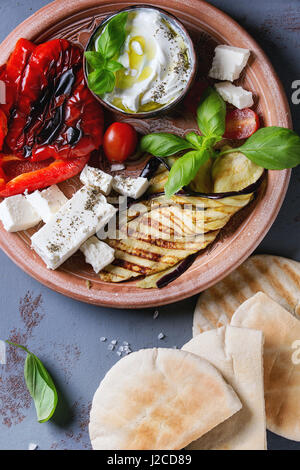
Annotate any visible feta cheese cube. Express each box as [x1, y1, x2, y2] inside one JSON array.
[[80, 236, 114, 273], [112, 176, 149, 199], [0, 194, 41, 232], [31, 186, 116, 270], [26, 185, 68, 223], [80, 165, 113, 196], [215, 82, 253, 109], [209, 45, 250, 82]]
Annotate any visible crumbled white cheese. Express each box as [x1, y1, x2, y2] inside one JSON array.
[[112, 176, 149, 199], [0, 340, 6, 364], [0, 194, 41, 232], [26, 185, 68, 223], [80, 236, 114, 274], [158, 332, 165, 340], [31, 186, 116, 270], [80, 165, 113, 196], [209, 45, 250, 81], [153, 310, 159, 319], [100, 337, 107, 342], [215, 82, 253, 109], [110, 163, 125, 172], [28, 443, 38, 450]]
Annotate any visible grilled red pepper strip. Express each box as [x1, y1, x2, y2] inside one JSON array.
[[5, 39, 82, 155], [0, 109, 7, 150], [0, 38, 36, 118], [31, 68, 104, 161], [0, 154, 89, 197], [0, 38, 104, 197]]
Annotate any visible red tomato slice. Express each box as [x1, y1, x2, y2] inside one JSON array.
[[224, 108, 260, 140], [103, 122, 138, 163]]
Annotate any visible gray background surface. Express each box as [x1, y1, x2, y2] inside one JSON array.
[[0, 0, 299, 451]]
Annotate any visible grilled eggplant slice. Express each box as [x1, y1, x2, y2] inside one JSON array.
[[99, 150, 263, 286]]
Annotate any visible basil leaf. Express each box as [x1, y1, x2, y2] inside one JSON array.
[[6, 341, 58, 423], [140, 133, 195, 157], [223, 127, 300, 170], [24, 353, 58, 423], [88, 69, 115, 95], [84, 51, 106, 70], [97, 12, 128, 60], [197, 87, 226, 138], [164, 150, 211, 198], [106, 60, 124, 72]]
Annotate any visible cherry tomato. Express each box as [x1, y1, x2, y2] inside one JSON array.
[[224, 108, 260, 140], [103, 122, 138, 163]]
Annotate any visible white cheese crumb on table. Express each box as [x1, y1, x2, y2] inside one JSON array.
[[28, 443, 38, 450], [112, 176, 149, 199], [158, 332, 165, 340], [26, 185, 68, 223], [153, 310, 159, 319], [209, 45, 250, 82], [0, 194, 41, 232], [215, 82, 253, 109], [80, 165, 113, 196], [100, 337, 107, 342], [80, 236, 115, 274]]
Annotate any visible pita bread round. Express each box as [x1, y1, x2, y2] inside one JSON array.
[[183, 326, 266, 450], [231, 292, 300, 441], [193, 255, 300, 336], [89, 348, 242, 450]]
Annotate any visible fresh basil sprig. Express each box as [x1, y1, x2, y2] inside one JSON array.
[[140, 87, 224, 197], [6, 341, 58, 423], [219, 126, 300, 170], [85, 12, 128, 95], [140, 85, 300, 197]]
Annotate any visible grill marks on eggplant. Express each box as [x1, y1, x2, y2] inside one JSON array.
[[99, 193, 252, 283]]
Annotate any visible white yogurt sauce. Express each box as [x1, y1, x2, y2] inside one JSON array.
[[100, 8, 193, 113]]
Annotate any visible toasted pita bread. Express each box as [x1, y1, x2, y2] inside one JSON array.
[[183, 326, 266, 449], [231, 292, 300, 441], [193, 255, 300, 336], [89, 348, 242, 450]]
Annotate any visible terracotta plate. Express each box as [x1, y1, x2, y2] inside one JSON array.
[[0, 0, 291, 308]]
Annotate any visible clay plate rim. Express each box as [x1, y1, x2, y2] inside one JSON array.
[[0, 0, 292, 308]]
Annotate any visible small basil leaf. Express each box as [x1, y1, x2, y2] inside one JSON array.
[[24, 353, 58, 423], [84, 51, 106, 70], [106, 60, 124, 72], [140, 133, 195, 157], [97, 12, 128, 60], [164, 150, 211, 198], [88, 69, 115, 95], [197, 87, 226, 138], [6, 341, 58, 423], [229, 127, 300, 170]]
